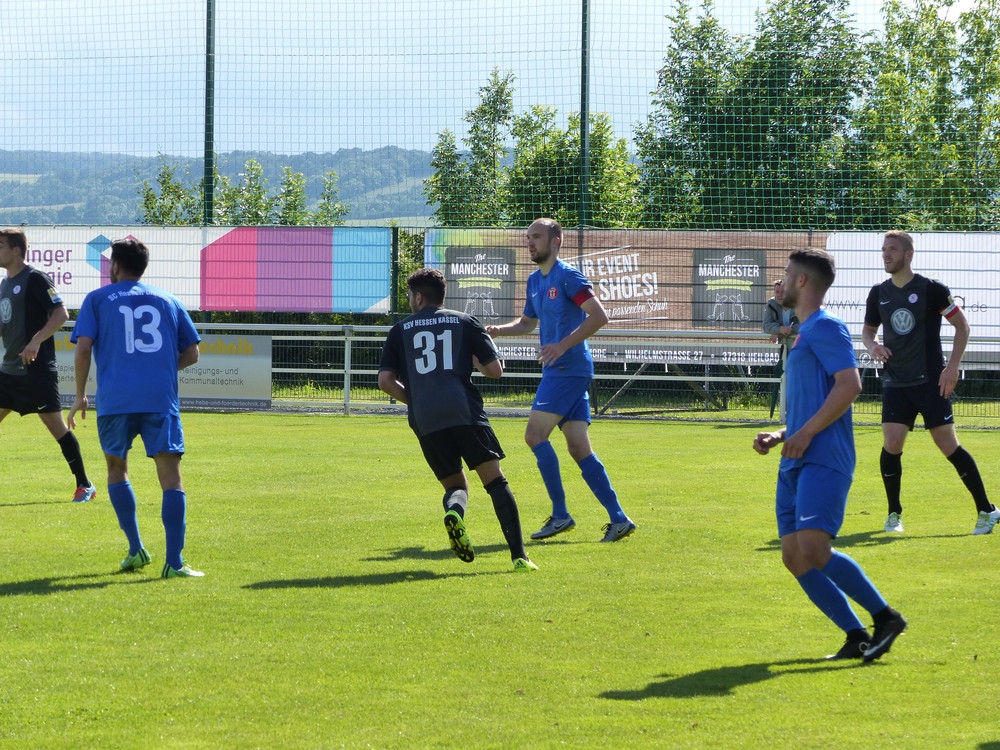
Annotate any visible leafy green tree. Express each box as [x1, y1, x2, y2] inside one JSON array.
[[464, 69, 516, 224], [313, 170, 349, 226], [956, 0, 1000, 229], [847, 0, 1000, 230], [425, 69, 515, 226], [637, 0, 864, 229], [215, 158, 274, 225], [507, 108, 640, 228], [274, 166, 309, 226], [425, 130, 473, 225], [138, 156, 201, 225], [427, 69, 638, 227]]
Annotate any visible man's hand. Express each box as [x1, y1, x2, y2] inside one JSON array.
[[753, 430, 784, 455], [781, 429, 813, 459], [869, 343, 892, 363], [68, 396, 88, 429], [939, 363, 960, 398], [537, 341, 568, 368]]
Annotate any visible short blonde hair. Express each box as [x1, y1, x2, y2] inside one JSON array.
[[884, 230, 914, 254]]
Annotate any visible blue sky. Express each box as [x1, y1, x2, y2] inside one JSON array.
[[0, 0, 960, 158]]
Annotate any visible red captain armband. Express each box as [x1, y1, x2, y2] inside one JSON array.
[[572, 287, 596, 307], [942, 298, 959, 318]]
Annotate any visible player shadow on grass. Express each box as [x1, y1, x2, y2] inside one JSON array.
[[243, 568, 498, 591], [0, 571, 157, 597], [361, 543, 511, 563], [757, 528, 965, 554], [600, 658, 859, 701]]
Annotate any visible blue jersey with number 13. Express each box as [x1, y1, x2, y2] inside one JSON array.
[[71, 281, 201, 416]]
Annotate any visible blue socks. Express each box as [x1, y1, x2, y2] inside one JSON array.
[[532, 441, 568, 518], [821, 550, 888, 615], [532, 443, 627, 523], [578, 453, 627, 523], [108, 481, 143, 556], [796, 568, 866, 633], [109, 482, 188, 570], [162, 489, 188, 570], [797, 551, 890, 633]]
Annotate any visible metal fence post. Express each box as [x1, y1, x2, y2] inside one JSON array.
[[343, 325, 353, 415]]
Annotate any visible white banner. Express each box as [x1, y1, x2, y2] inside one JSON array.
[[57, 334, 273, 411]]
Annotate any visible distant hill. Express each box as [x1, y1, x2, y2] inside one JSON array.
[[0, 147, 435, 225]]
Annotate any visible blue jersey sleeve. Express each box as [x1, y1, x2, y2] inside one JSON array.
[[70, 294, 98, 342], [811, 314, 857, 376]]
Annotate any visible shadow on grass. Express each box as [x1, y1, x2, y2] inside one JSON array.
[[244, 568, 488, 590], [600, 658, 860, 700], [756, 528, 966, 553], [0, 500, 68, 507], [361, 544, 511, 562], [0, 570, 157, 596]]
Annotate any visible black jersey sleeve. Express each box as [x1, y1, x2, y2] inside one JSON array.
[[863, 284, 882, 329]]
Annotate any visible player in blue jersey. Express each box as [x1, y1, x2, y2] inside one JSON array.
[[754, 249, 906, 661], [862, 230, 996, 535], [488, 218, 635, 543], [379, 268, 536, 572], [68, 237, 204, 579], [0, 228, 96, 503]]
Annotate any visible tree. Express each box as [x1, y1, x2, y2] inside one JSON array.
[[425, 68, 515, 226], [847, 0, 1000, 230], [138, 156, 201, 225], [507, 108, 640, 228], [274, 166, 309, 226], [215, 158, 274, 225], [636, 0, 865, 229], [634, 0, 747, 228], [424, 129, 473, 225], [313, 170, 349, 226], [426, 69, 639, 228]]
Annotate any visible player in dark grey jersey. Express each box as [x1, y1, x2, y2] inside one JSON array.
[[379, 268, 536, 572], [0, 228, 96, 503], [862, 230, 996, 535]]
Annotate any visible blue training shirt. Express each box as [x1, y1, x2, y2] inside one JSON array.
[[781, 308, 857, 477], [523, 259, 595, 379], [71, 281, 201, 416]]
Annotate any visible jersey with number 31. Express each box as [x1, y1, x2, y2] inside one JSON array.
[[71, 281, 201, 416], [379, 306, 499, 436]]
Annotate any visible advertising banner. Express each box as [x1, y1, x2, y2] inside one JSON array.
[[56, 334, 273, 411], [18, 226, 392, 313]]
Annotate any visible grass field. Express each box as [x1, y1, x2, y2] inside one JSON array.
[[2, 412, 999, 748]]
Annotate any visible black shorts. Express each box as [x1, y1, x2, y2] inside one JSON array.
[[882, 381, 954, 430], [0, 369, 62, 415], [417, 424, 506, 480]]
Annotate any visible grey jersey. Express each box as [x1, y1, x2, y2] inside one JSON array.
[[0, 266, 63, 376], [379, 306, 499, 436]]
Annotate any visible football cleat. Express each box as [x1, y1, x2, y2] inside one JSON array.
[[973, 508, 1000, 535], [120, 548, 152, 571], [863, 612, 907, 662], [444, 510, 475, 562], [161, 563, 205, 579], [600, 519, 636, 543], [73, 484, 97, 503], [530, 515, 576, 540]]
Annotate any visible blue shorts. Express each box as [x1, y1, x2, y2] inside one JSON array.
[[775, 463, 851, 538], [97, 413, 186, 459], [533, 375, 592, 426]]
